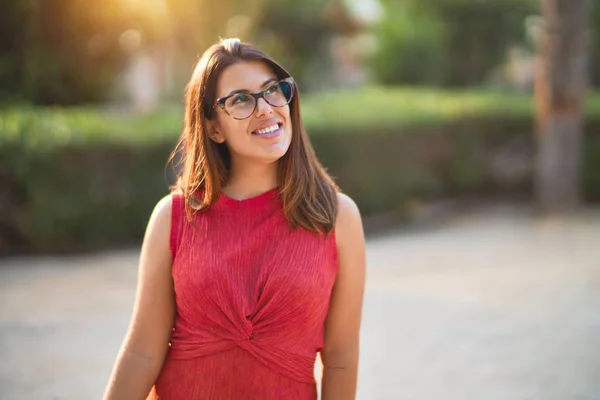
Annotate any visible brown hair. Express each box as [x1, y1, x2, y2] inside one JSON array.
[[170, 38, 339, 234]]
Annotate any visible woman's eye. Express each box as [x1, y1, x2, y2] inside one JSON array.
[[232, 94, 250, 105], [265, 85, 279, 95]]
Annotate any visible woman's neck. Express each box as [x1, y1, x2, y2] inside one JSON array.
[[222, 160, 278, 201]]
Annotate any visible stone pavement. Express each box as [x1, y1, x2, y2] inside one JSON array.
[[1, 205, 599, 400]]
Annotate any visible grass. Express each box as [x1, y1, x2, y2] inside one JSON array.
[[2, 87, 600, 147]]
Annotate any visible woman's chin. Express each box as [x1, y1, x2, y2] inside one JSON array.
[[257, 143, 291, 164]]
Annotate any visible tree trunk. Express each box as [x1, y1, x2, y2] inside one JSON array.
[[534, 0, 591, 212]]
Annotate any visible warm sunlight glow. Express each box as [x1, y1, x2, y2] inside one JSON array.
[[119, 29, 143, 53], [121, 0, 168, 15]]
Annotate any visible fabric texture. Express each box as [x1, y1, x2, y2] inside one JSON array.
[[149, 188, 338, 399]]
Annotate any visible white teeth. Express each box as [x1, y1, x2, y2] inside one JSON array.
[[255, 124, 279, 135]]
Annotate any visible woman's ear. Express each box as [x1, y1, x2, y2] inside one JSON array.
[[207, 121, 226, 143]]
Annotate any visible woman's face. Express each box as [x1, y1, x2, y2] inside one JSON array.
[[210, 61, 293, 166]]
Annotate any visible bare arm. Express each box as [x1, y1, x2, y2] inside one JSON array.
[[104, 195, 176, 400], [321, 193, 366, 400]]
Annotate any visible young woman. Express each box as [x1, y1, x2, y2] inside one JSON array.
[[104, 38, 366, 400]]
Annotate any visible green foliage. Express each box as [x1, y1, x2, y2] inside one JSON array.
[[3, 0, 122, 104], [591, 1, 600, 87], [371, 0, 538, 86], [300, 87, 538, 129], [0, 0, 350, 104], [584, 133, 600, 201], [369, 2, 447, 85], [0, 141, 173, 253], [0, 1, 28, 103], [0, 106, 182, 148], [0, 0, 171, 105], [254, 0, 336, 90]]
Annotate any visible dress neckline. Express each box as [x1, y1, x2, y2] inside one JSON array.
[[218, 187, 280, 208]]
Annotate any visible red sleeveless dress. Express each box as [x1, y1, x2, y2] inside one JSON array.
[[149, 188, 339, 399]]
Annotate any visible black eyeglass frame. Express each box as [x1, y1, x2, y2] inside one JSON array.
[[212, 77, 296, 120]]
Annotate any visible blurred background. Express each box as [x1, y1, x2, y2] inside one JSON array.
[[1, 0, 599, 399]]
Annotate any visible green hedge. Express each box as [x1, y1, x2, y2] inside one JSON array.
[[2, 89, 600, 254], [313, 118, 600, 212]]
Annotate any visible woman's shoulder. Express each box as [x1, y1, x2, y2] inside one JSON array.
[[147, 192, 189, 258], [335, 192, 361, 224], [147, 194, 175, 232], [147, 192, 188, 232], [334, 192, 363, 248]]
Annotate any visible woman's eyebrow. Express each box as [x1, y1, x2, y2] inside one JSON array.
[[225, 78, 277, 97]]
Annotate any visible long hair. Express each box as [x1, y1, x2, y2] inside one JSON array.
[[170, 38, 339, 234]]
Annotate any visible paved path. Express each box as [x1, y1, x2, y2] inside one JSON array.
[[1, 206, 599, 399]]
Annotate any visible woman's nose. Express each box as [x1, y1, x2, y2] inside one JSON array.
[[254, 97, 274, 117]]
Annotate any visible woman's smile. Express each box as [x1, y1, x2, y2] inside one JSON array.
[[252, 122, 283, 138]]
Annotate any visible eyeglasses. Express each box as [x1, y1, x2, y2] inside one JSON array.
[[213, 78, 295, 120]]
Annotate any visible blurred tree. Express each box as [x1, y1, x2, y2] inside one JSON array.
[[371, 0, 538, 86], [591, 4, 600, 87], [0, 0, 168, 105], [31, 0, 129, 104], [369, 1, 446, 85], [534, 0, 591, 211], [157, 0, 350, 93], [166, 0, 266, 89], [167, 0, 264, 56], [0, 0, 354, 104], [0, 1, 28, 103], [165, 0, 359, 92], [253, 0, 337, 89]]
